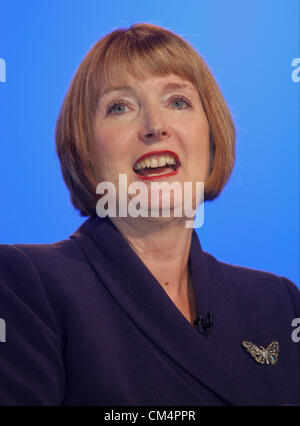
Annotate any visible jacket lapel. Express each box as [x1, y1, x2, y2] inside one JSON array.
[[70, 216, 249, 405]]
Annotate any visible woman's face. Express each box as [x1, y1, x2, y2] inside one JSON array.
[[92, 73, 211, 217]]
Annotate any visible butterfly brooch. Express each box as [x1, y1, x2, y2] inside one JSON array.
[[242, 340, 279, 365]]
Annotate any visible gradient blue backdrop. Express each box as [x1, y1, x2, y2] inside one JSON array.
[[0, 0, 299, 287]]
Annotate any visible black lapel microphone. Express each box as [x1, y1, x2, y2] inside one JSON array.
[[193, 312, 214, 338]]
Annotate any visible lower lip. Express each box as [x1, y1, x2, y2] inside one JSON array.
[[135, 168, 179, 180]]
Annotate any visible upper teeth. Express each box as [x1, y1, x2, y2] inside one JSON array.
[[134, 155, 176, 171]]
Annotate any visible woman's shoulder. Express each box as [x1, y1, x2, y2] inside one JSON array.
[[202, 249, 300, 310], [0, 241, 68, 404], [0, 236, 80, 261], [0, 238, 83, 277], [0, 238, 88, 313]]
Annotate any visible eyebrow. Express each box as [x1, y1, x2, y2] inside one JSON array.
[[99, 82, 195, 99]]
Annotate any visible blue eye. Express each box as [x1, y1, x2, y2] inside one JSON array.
[[171, 97, 191, 109], [107, 96, 191, 116], [108, 101, 129, 115]]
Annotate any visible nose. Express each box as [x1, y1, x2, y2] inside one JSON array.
[[138, 105, 172, 144]]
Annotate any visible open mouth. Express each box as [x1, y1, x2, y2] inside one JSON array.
[[133, 150, 181, 180]]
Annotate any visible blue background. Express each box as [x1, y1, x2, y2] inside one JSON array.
[[0, 0, 299, 286]]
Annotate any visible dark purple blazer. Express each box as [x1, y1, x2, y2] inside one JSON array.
[[0, 216, 299, 406]]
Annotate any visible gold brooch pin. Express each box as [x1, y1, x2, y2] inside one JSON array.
[[242, 341, 279, 365]]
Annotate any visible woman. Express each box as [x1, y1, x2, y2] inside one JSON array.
[[0, 23, 299, 406]]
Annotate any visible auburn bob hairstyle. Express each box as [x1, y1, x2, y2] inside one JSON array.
[[55, 23, 235, 217]]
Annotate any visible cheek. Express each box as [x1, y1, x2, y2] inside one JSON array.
[[92, 124, 135, 183], [92, 125, 123, 172], [93, 126, 114, 155], [187, 122, 211, 175], [91, 126, 115, 182], [93, 120, 133, 157]]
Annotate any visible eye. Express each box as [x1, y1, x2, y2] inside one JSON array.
[[107, 100, 130, 115], [170, 96, 191, 110], [107, 96, 191, 116]]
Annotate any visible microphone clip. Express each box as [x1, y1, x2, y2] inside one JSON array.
[[193, 312, 214, 338]]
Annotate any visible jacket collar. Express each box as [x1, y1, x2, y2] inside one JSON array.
[[71, 216, 248, 405]]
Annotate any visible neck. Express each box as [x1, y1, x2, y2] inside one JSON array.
[[110, 216, 193, 299]]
